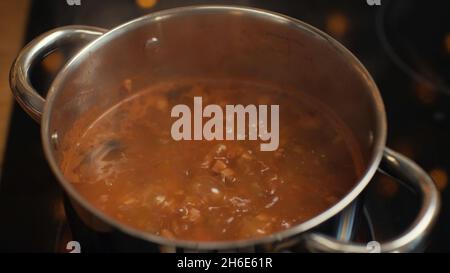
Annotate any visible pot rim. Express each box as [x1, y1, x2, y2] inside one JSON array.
[[41, 5, 387, 250]]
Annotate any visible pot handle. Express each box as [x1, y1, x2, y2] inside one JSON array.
[[304, 148, 440, 253], [9, 25, 107, 123]]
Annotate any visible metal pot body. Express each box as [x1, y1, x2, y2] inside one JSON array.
[[10, 6, 440, 252]]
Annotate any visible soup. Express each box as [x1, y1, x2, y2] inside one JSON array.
[[60, 79, 364, 241]]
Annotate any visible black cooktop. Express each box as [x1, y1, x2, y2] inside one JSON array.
[[0, 0, 449, 252]]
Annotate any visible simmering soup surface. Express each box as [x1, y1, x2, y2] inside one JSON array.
[[60, 79, 364, 241]]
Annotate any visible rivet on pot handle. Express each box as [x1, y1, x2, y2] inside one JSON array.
[[304, 148, 441, 253], [9, 25, 107, 123]]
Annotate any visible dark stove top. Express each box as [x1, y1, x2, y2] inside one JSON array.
[[0, 0, 449, 252]]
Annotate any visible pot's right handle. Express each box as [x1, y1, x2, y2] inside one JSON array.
[[304, 148, 440, 253], [10, 25, 106, 123]]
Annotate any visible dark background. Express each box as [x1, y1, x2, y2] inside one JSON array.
[[0, 0, 449, 252]]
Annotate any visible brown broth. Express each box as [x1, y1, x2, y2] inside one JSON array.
[[60, 79, 364, 241]]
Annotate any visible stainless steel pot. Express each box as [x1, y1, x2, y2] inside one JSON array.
[[9, 6, 440, 253]]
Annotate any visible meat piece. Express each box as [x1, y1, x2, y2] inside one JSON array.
[[212, 160, 228, 173], [121, 79, 133, 94], [155, 96, 169, 112], [160, 229, 175, 240], [220, 168, 236, 183], [187, 208, 201, 222]]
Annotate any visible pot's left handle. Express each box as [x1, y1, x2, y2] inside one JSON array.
[[10, 25, 107, 123]]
